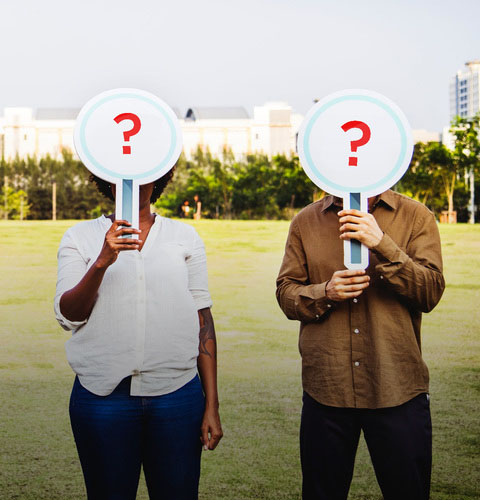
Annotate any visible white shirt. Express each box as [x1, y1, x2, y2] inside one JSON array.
[[54, 215, 212, 396]]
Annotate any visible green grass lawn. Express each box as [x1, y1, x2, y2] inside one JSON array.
[[0, 219, 479, 499]]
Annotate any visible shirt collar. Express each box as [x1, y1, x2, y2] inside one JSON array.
[[375, 190, 398, 210], [321, 189, 398, 213], [319, 195, 339, 212]]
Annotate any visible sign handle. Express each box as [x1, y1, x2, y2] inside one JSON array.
[[343, 192, 368, 270], [115, 178, 139, 239]]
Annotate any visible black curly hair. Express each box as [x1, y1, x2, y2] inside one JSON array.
[[90, 167, 175, 203]]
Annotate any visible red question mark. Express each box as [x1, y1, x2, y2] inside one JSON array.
[[113, 113, 142, 154], [341, 121, 371, 166]]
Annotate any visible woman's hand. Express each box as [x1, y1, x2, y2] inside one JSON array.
[[95, 220, 142, 269], [59, 218, 141, 322], [201, 405, 223, 451]]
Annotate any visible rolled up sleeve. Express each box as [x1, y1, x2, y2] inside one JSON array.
[[54, 230, 88, 331], [276, 217, 335, 322], [187, 231, 213, 310], [372, 210, 445, 312]]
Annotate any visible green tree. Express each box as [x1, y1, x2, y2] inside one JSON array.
[[450, 114, 480, 222], [1, 151, 113, 220], [426, 142, 457, 216], [395, 143, 439, 205], [232, 155, 278, 219], [394, 141, 472, 221], [271, 155, 316, 214], [156, 147, 238, 219], [0, 186, 31, 220]]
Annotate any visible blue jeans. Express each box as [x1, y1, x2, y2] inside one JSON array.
[[69, 374, 205, 500]]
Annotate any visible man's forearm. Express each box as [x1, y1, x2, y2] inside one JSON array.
[[372, 227, 445, 312], [276, 279, 336, 323]]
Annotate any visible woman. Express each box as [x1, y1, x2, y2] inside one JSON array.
[[54, 170, 222, 500]]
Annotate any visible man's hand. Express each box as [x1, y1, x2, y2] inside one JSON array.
[[326, 269, 370, 302], [338, 209, 383, 248]]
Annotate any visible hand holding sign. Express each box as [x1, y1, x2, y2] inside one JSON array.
[[74, 89, 182, 234], [298, 89, 413, 270]]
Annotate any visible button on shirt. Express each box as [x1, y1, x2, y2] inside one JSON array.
[[54, 215, 212, 396], [276, 190, 445, 409]]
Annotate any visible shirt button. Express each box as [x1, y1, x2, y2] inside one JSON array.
[[380, 275, 384, 280], [354, 361, 360, 367], [315, 314, 320, 319], [353, 298, 358, 303], [327, 304, 332, 308], [132, 369, 140, 375], [354, 328, 360, 334]]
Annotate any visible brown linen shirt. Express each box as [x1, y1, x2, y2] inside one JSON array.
[[276, 190, 445, 409]]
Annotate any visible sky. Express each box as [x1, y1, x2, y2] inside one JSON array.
[[0, 0, 479, 131]]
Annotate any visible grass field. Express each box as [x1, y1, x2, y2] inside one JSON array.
[[0, 219, 479, 500]]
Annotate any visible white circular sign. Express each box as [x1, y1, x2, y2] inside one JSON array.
[[297, 89, 413, 198], [74, 88, 182, 184]]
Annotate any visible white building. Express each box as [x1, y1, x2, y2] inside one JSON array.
[[449, 60, 480, 120], [0, 102, 300, 161], [444, 60, 480, 147], [0, 107, 79, 160], [412, 129, 440, 144], [0, 100, 439, 162]]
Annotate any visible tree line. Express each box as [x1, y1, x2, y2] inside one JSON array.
[[0, 150, 114, 220], [395, 115, 480, 222], [1, 115, 479, 222]]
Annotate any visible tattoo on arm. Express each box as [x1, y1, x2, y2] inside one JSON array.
[[198, 308, 216, 359]]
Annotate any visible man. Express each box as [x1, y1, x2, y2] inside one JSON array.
[[276, 189, 445, 500]]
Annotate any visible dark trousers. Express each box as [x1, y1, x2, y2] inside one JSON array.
[[69, 374, 205, 500], [300, 392, 432, 500]]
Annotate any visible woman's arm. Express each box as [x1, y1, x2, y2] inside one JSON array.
[[60, 220, 141, 322], [197, 307, 223, 450]]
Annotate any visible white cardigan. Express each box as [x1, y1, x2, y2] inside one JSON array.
[[54, 215, 212, 396]]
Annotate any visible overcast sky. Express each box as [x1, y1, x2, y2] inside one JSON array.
[[1, 0, 478, 131]]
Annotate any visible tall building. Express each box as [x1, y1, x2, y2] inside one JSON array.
[[447, 60, 480, 224], [449, 60, 480, 120]]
